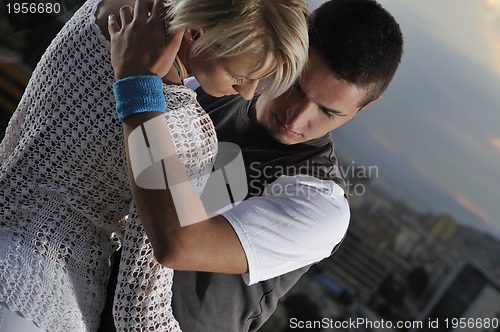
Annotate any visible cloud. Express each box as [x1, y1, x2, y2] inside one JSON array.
[[485, 0, 499, 7], [491, 137, 500, 149], [453, 193, 495, 226], [361, 123, 401, 155], [482, 0, 500, 75]]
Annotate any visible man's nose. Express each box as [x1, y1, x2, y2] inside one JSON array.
[[233, 80, 259, 100], [285, 98, 314, 128]]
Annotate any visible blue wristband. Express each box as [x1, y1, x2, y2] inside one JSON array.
[[113, 75, 166, 121]]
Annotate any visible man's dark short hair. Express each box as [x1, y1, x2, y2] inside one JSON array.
[[308, 0, 404, 107]]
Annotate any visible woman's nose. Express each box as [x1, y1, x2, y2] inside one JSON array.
[[233, 80, 259, 100]]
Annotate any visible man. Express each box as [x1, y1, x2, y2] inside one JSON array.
[[105, 0, 403, 330], [170, 0, 403, 331]]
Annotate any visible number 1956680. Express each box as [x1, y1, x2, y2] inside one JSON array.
[[6, 1, 61, 14]]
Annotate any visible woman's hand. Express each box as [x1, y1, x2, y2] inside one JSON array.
[[108, 0, 184, 79]]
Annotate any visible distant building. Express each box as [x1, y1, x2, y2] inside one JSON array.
[[393, 225, 422, 258], [412, 263, 500, 332], [430, 215, 457, 242], [318, 215, 392, 302]]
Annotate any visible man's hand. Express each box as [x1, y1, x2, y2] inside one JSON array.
[[108, 0, 184, 79]]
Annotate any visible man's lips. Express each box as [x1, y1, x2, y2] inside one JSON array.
[[276, 116, 302, 137]]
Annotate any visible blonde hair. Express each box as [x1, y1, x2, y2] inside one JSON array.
[[166, 0, 309, 98]]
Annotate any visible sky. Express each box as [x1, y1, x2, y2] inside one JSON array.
[[310, 0, 500, 236]]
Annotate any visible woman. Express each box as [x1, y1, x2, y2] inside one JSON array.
[[0, 0, 308, 330]]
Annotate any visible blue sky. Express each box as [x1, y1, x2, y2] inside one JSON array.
[[310, 0, 500, 235]]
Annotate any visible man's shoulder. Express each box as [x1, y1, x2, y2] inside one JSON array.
[[287, 140, 347, 192]]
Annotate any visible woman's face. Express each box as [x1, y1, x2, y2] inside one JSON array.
[[189, 47, 276, 101]]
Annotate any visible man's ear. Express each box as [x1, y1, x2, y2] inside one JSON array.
[[184, 28, 204, 44], [358, 96, 381, 113]]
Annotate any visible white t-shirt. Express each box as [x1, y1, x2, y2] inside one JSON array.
[[222, 174, 350, 285]]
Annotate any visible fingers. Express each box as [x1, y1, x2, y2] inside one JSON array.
[[133, 0, 149, 22], [150, 0, 165, 20], [107, 14, 120, 36], [108, 5, 133, 41], [120, 5, 134, 26]]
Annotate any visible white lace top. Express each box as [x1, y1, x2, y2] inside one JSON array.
[[0, 0, 217, 330]]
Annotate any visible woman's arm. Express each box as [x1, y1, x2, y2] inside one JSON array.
[[108, 0, 247, 274]]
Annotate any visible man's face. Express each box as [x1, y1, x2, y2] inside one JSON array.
[[254, 52, 376, 145]]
